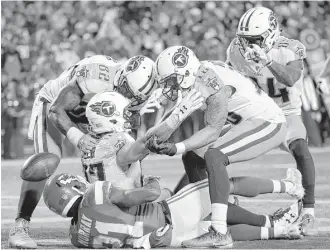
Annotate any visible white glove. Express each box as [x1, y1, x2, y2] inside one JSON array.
[[139, 89, 163, 116], [171, 89, 204, 123], [244, 44, 272, 67]]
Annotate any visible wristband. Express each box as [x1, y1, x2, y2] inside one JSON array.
[[175, 142, 186, 155], [66, 127, 85, 146]]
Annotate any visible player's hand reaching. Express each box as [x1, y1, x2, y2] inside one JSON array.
[[78, 134, 97, 154], [146, 135, 177, 156], [172, 89, 204, 123], [244, 44, 272, 67], [139, 88, 163, 116]]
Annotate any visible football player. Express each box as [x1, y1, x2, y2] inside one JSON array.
[[8, 55, 158, 249], [82, 90, 204, 191], [147, 45, 291, 248], [227, 6, 316, 235], [43, 173, 303, 249]]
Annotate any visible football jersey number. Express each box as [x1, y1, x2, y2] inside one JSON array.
[[226, 112, 242, 125], [251, 77, 290, 103], [83, 161, 105, 182], [98, 64, 110, 82]]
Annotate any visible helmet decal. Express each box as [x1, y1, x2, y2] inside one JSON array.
[[76, 65, 89, 78], [126, 56, 145, 72], [172, 47, 189, 68], [89, 101, 116, 117], [268, 13, 278, 31]]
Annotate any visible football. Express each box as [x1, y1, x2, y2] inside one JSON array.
[[20, 153, 60, 182]]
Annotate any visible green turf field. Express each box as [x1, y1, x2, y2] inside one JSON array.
[[2, 148, 330, 249]]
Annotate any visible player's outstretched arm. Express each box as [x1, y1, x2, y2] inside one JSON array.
[[116, 89, 204, 165], [110, 177, 161, 207], [179, 87, 231, 152]]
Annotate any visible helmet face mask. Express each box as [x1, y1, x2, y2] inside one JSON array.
[[156, 46, 200, 101]]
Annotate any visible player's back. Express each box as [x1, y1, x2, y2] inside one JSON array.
[[196, 61, 285, 124], [227, 36, 306, 115], [81, 131, 142, 189], [69, 181, 166, 248], [38, 55, 121, 103]]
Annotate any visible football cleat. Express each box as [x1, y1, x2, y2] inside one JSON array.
[[181, 226, 233, 249], [275, 222, 303, 240], [299, 213, 318, 236], [8, 219, 37, 249], [270, 200, 302, 228], [282, 168, 305, 200]]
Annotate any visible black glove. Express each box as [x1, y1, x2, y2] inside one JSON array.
[[146, 135, 177, 156]]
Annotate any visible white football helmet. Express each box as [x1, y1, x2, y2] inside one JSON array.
[[114, 55, 158, 108], [155, 46, 200, 101], [236, 7, 280, 52], [86, 91, 140, 134]]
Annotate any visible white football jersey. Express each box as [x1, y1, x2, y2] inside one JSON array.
[[38, 55, 122, 103], [227, 36, 306, 116], [81, 131, 142, 189], [195, 61, 285, 125]]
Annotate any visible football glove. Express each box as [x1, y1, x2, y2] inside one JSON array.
[[139, 88, 163, 116], [146, 135, 177, 156], [244, 44, 272, 67]]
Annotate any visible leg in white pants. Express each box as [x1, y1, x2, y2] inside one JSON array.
[[165, 179, 211, 246]]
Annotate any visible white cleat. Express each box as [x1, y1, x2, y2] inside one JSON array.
[[282, 168, 305, 200], [270, 200, 302, 228], [8, 219, 37, 249], [275, 222, 303, 240], [299, 213, 318, 236]]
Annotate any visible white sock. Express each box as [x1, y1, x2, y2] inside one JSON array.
[[260, 227, 269, 240], [211, 203, 228, 234], [271, 180, 281, 193], [264, 215, 272, 228], [283, 181, 294, 192], [303, 208, 315, 217]]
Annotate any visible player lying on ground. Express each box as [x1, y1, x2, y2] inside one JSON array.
[[227, 6, 316, 235], [9, 55, 159, 249], [43, 173, 304, 249], [149, 45, 290, 248]]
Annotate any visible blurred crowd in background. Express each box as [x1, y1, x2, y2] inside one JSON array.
[[2, 1, 330, 158]]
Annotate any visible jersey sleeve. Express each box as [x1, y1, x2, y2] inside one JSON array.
[[82, 181, 113, 207], [194, 63, 224, 99], [74, 63, 114, 94], [226, 38, 239, 64], [276, 37, 307, 63]]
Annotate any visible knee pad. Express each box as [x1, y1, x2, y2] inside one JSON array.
[[204, 148, 229, 167], [289, 139, 311, 157]]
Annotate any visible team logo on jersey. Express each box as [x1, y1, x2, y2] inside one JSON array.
[[172, 47, 189, 68], [206, 77, 220, 91], [115, 139, 126, 149], [76, 66, 89, 78], [90, 101, 116, 117], [268, 13, 278, 31], [126, 56, 145, 72]]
